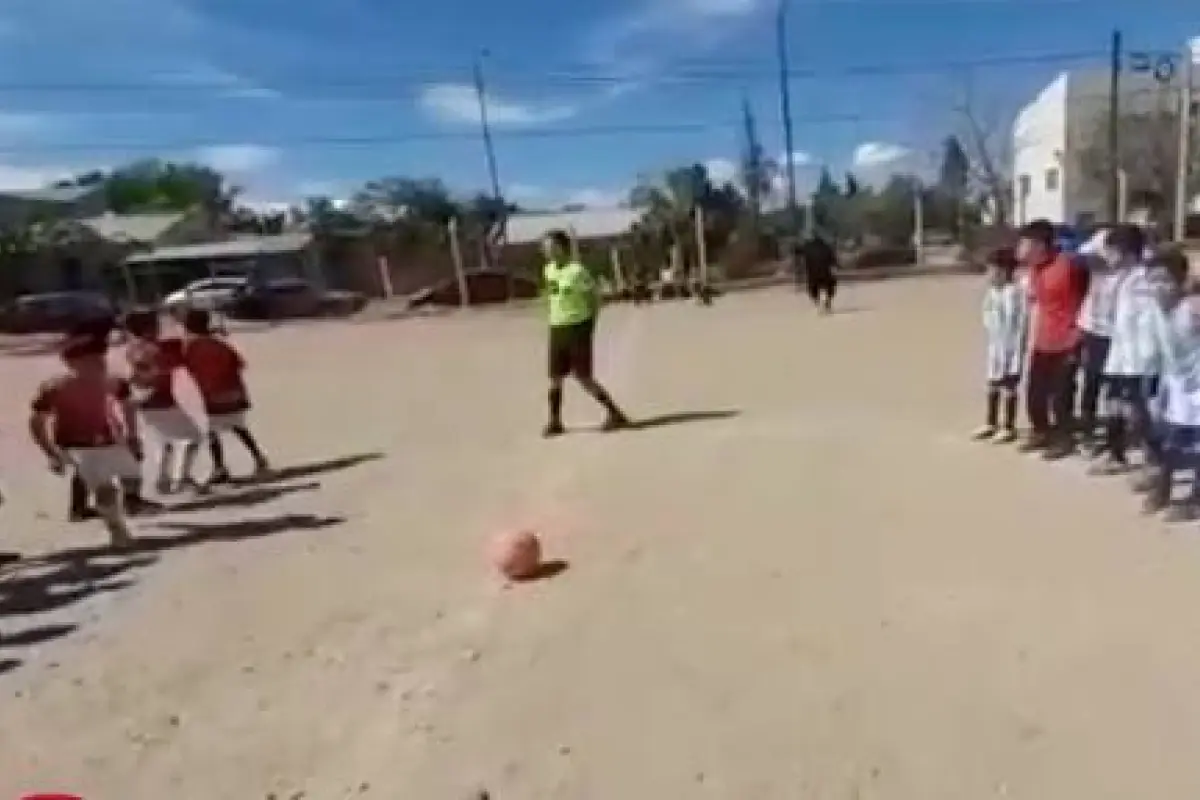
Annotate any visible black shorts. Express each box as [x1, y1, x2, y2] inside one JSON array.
[[806, 273, 836, 299], [548, 319, 595, 379]]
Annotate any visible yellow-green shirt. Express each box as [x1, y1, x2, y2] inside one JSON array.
[[544, 260, 597, 328]]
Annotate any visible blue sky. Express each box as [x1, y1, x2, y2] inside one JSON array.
[[0, 0, 1195, 209]]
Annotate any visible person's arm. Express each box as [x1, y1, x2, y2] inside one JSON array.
[[28, 384, 64, 472]]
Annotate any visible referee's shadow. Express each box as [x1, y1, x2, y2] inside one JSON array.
[[618, 409, 741, 432]]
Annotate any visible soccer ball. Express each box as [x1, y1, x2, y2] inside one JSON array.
[[488, 530, 542, 581]]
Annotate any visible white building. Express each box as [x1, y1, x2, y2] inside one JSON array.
[[1011, 67, 1189, 228]]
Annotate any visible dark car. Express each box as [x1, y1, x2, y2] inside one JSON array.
[[0, 291, 117, 335], [224, 279, 367, 320]]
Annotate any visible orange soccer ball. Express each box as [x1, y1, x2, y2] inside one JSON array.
[[489, 530, 542, 581]]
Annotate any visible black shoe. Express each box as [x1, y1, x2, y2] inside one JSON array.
[[69, 507, 100, 523], [542, 421, 566, 438], [209, 469, 233, 486], [125, 496, 164, 517], [1142, 493, 1170, 515], [600, 412, 631, 432], [1164, 502, 1200, 523], [1017, 434, 1049, 453], [1041, 441, 1077, 461]]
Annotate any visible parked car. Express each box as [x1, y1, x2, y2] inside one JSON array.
[[0, 291, 117, 335], [224, 279, 367, 320], [163, 276, 247, 311]]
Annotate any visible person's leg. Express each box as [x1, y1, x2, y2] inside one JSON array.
[[67, 472, 95, 522], [571, 322, 628, 429], [1044, 351, 1079, 459], [1144, 424, 1178, 514], [823, 277, 836, 312], [73, 447, 134, 547], [806, 278, 821, 307], [154, 442, 176, 494], [545, 327, 571, 437], [1079, 333, 1109, 445], [975, 381, 1000, 439], [1022, 352, 1051, 449], [232, 426, 270, 471], [208, 430, 232, 481], [998, 377, 1020, 442]]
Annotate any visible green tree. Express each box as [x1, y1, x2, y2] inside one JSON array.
[[739, 98, 776, 222]]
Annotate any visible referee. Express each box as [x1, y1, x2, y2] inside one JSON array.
[[542, 229, 630, 437]]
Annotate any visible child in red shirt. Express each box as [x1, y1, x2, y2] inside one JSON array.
[[124, 309, 204, 494], [181, 309, 270, 484], [30, 334, 142, 547]]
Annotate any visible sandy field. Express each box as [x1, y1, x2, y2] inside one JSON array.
[[5, 275, 1200, 799]]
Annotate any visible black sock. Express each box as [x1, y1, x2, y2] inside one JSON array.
[[1107, 415, 1127, 462], [585, 381, 623, 417], [208, 433, 228, 474], [985, 388, 1000, 428], [548, 385, 563, 424], [1002, 392, 1018, 430], [232, 426, 268, 465], [69, 474, 89, 515]]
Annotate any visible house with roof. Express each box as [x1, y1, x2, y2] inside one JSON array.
[[0, 183, 109, 229]]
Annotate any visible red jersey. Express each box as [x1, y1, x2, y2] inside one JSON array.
[[32, 373, 132, 448], [183, 336, 249, 414], [127, 337, 184, 409], [1030, 253, 1086, 353]]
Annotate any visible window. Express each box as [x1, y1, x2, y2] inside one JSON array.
[[1018, 174, 1031, 197], [1045, 167, 1060, 192]]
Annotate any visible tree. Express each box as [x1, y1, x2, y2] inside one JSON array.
[[954, 91, 1012, 227], [810, 168, 842, 238], [937, 135, 971, 237], [739, 98, 775, 222], [1077, 108, 1199, 225], [104, 159, 238, 218], [348, 177, 458, 225]]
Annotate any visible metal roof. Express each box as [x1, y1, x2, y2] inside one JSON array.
[[78, 212, 185, 243], [504, 208, 639, 245], [125, 232, 312, 264], [0, 184, 99, 204]]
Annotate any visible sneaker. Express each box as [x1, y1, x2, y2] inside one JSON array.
[[542, 420, 566, 438], [68, 507, 100, 523], [1142, 493, 1170, 515], [1130, 467, 1161, 493], [992, 428, 1019, 444], [1017, 435, 1048, 453], [971, 425, 997, 441], [1087, 456, 1131, 476], [600, 412, 631, 432], [251, 462, 274, 481], [125, 496, 164, 517], [155, 477, 177, 496], [1164, 502, 1200, 523], [103, 514, 135, 549], [1041, 440, 1077, 461], [178, 477, 211, 496], [208, 469, 233, 486]]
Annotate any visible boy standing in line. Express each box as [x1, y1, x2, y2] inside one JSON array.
[[1018, 219, 1088, 460], [1093, 225, 1160, 476], [974, 247, 1027, 443], [542, 229, 630, 437], [1075, 233, 1119, 452]]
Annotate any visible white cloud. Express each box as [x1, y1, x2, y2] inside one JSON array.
[[507, 183, 546, 201], [565, 188, 625, 208], [779, 150, 814, 167], [0, 163, 75, 191], [195, 144, 280, 173], [852, 142, 911, 168], [154, 63, 281, 100], [0, 112, 54, 137], [418, 83, 576, 126], [704, 158, 739, 184]]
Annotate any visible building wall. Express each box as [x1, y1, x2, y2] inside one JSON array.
[[1012, 74, 1069, 225]]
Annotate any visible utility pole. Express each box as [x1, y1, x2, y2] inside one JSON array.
[[473, 54, 503, 212], [775, 0, 801, 236], [1175, 41, 1195, 242], [1107, 30, 1123, 223]]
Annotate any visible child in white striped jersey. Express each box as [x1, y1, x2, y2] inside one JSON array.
[[1075, 234, 1120, 450], [1092, 225, 1162, 475], [1139, 251, 1200, 517], [974, 247, 1027, 443]]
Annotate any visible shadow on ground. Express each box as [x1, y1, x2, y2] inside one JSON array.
[[167, 481, 319, 514], [0, 512, 344, 677], [233, 452, 384, 486], [628, 409, 741, 431]]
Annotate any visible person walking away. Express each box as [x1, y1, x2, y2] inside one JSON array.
[[1093, 225, 1161, 477], [1138, 251, 1198, 517], [1018, 219, 1088, 460], [542, 229, 630, 437], [181, 309, 271, 484], [974, 247, 1028, 443], [796, 234, 838, 313], [29, 334, 143, 548], [1075, 232, 1120, 452], [123, 309, 204, 494]]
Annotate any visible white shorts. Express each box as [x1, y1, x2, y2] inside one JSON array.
[[66, 445, 142, 491], [208, 411, 247, 432], [141, 406, 203, 444]]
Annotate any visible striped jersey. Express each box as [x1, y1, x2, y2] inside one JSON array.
[[1152, 298, 1200, 427], [982, 282, 1028, 381], [1076, 258, 1120, 337], [1103, 265, 1159, 377]]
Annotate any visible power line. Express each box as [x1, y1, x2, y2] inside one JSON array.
[[0, 50, 1108, 94]]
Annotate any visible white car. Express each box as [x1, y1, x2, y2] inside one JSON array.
[[164, 277, 247, 311]]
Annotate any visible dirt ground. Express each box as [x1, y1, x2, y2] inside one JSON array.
[[4, 275, 1200, 799]]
